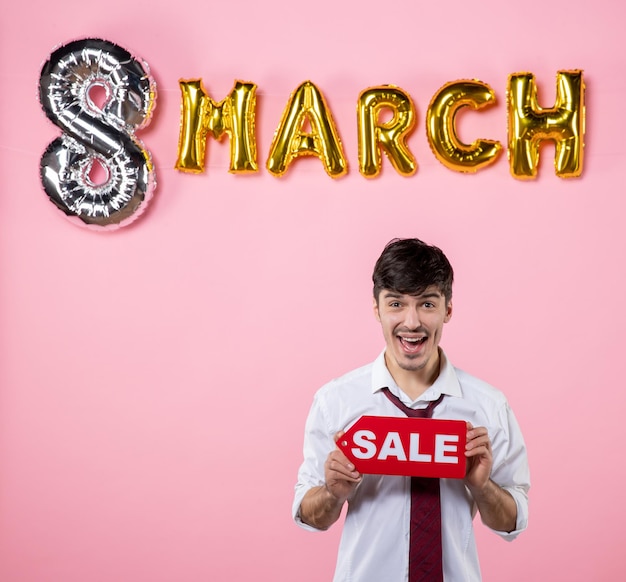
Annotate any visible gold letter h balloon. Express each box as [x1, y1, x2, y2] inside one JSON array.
[[508, 70, 585, 179]]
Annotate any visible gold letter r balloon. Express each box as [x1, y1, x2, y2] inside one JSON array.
[[357, 86, 417, 178]]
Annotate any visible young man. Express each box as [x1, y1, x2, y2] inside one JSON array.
[[292, 238, 530, 582]]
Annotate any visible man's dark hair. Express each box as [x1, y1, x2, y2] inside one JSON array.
[[372, 238, 454, 303]]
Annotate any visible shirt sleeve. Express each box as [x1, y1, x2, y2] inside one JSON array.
[[487, 401, 530, 540], [292, 389, 336, 531]]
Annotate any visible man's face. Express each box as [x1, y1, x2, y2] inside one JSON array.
[[373, 286, 452, 378]]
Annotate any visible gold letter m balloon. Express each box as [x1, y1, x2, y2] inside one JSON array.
[[176, 80, 258, 173], [508, 70, 585, 179]]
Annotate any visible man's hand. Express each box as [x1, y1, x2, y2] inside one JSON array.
[[464, 422, 517, 533], [299, 431, 362, 530], [324, 431, 362, 503], [464, 422, 493, 491]]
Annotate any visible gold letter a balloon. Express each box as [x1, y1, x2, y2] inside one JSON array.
[[267, 81, 347, 178]]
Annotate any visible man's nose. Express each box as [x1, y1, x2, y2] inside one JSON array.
[[404, 307, 421, 330]]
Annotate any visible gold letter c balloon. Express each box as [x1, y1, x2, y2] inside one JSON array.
[[426, 80, 502, 173]]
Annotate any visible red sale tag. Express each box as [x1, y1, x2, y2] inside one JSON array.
[[336, 416, 467, 479]]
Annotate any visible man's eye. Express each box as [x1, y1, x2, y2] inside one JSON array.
[[423, 302, 435, 308], [390, 302, 401, 308]]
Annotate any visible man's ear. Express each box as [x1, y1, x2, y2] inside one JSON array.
[[372, 296, 380, 322], [444, 300, 453, 323]]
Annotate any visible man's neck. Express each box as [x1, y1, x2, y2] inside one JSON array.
[[384, 349, 442, 401]]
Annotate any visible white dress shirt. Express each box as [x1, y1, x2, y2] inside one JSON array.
[[293, 350, 530, 582]]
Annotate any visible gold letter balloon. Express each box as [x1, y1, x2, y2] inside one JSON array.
[[426, 80, 502, 173], [267, 81, 347, 178], [507, 70, 585, 179], [176, 79, 258, 173], [357, 86, 417, 178]]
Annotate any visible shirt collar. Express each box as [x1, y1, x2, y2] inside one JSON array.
[[371, 348, 462, 404]]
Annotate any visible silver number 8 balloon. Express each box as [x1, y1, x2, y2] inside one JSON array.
[[39, 38, 157, 229]]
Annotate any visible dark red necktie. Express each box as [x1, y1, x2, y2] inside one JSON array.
[[382, 388, 445, 582]]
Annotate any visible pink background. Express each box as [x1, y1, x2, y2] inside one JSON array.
[[1, 1, 624, 580]]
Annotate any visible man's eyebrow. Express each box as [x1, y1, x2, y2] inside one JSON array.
[[381, 291, 410, 300], [381, 290, 443, 299], [419, 291, 443, 299]]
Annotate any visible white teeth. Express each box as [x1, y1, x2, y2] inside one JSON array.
[[402, 337, 425, 343]]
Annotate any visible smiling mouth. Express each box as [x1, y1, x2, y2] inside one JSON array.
[[398, 336, 427, 353]]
